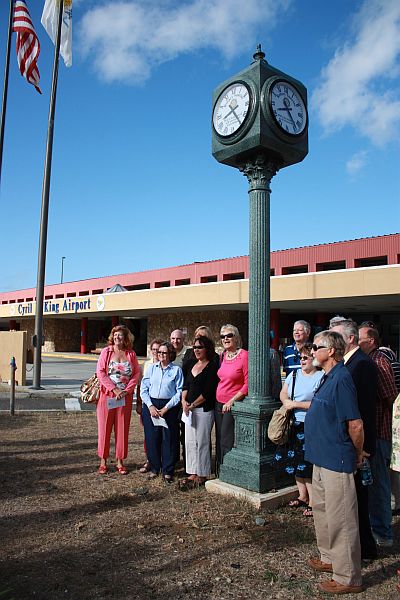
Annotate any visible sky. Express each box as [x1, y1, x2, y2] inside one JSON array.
[[0, 0, 399, 292]]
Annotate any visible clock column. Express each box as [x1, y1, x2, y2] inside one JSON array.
[[210, 45, 308, 495], [218, 154, 290, 492]]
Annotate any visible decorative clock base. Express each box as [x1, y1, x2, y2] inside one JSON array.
[[218, 397, 293, 493]]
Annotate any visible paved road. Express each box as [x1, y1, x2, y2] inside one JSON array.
[[0, 356, 100, 412]]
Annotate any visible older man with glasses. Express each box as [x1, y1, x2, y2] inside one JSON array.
[[305, 331, 364, 595]]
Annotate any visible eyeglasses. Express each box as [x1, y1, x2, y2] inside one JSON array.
[[220, 333, 234, 339], [157, 351, 168, 355], [312, 344, 328, 352], [193, 346, 205, 350], [300, 355, 312, 361]]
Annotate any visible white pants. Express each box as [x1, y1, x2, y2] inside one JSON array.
[[185, 408, 214, 477]]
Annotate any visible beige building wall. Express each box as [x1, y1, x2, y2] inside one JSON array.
[[0, 331, 27, 385]]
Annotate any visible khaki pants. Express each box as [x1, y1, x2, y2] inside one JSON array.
[[312, 465, 362, 587]]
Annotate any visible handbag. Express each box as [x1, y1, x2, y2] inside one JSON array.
[[80, 373, 100, 404], [267, 370, 297, 445]]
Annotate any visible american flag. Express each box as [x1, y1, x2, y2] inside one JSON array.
[[12, 0, 41, 94]]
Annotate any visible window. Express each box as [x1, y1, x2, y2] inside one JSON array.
[[282, 265, 308, 275], [92, 289, 103, 295], [44, 295, 53, 300], [154, 281, 170, 288], [223, 272, 245, 281], [175, 278, 190, 286], [200, 275, 217, 283], [126, 283, 150, 291], [79, 291, 89, 296], [316, 260, 346, 272], [355, 256, 388, 268]]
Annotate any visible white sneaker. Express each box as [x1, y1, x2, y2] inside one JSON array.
[[373, 534, 393, 547]]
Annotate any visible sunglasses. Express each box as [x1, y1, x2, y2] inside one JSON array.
[[157, 351, 168, 355], [220, 333, 234, 339], [312, 344, 328, 352], [300, 355, 312, 360], [193, 346, 205, 350]]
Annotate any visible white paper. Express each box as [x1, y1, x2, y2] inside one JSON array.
[[151, 416, 168, 428], [107, 397, 125, 410], [181, 411, 192, 426]]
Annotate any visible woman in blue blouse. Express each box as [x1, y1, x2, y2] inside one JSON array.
[[140, 341, 184, 483], [277, 343, 323, 516]]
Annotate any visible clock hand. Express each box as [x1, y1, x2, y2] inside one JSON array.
[[278, 105, 297, 129], [224, 106, 242, 124]]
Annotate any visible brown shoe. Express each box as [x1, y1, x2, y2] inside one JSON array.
[[308, 557, 333, 573], [318, 579, 363, 594]]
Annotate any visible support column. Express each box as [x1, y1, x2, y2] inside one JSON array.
[[315, 312, 328, 333], [9, 320, 16, 330], [270, 309, 280, 351], [111, 316, 119, 327], [80, 317, 88, 354], [219, 155, 290, 493]]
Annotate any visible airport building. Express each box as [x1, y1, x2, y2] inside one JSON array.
[[0, 233, 399, 356]]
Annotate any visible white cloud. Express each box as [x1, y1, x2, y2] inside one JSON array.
[[311, 0, 400, 146], [78, 0, 291, 83], [346, 150, 368, 175]]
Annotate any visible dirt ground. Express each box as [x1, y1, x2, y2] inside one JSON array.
[[1, 412, 399, 600]]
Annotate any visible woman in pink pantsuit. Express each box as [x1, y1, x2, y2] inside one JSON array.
[[96, 325, 140, 475]]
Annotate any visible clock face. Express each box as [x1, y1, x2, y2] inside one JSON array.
[[213, 82, 251, 138], [269, 80, 307, 135]]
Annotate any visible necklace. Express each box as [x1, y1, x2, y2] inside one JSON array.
[[226, 349, 239, 360]]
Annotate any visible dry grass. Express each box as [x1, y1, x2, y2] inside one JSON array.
[[0, 412, 399, 600]]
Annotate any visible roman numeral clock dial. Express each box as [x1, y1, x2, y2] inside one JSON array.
[[269, 80, 307, 136], [212, 82, 251, 138]]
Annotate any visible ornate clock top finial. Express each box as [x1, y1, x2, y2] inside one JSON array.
[[253, 44, 266, 63]]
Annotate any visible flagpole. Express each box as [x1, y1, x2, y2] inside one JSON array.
[[0, 0, 14, 190], [32, 0, 64, 389]]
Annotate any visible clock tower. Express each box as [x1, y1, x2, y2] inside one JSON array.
[[210, 46, 309, 494]]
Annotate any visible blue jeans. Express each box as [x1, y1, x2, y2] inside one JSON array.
[[368, 438, 392, 541]]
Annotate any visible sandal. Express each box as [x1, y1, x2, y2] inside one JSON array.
[[139, 461, 150, 474], [178, 477, 195, 490], [116, 465, 128, 475], [148, 472, 158, 480], [163, 475, 174, 484], [303, 505, 313, 517], [98, 465, 108, 475], [288, 498, 308, 509]]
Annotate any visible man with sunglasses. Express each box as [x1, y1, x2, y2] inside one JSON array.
[[305, 331, 364, 595], [283, 320, 311, 376]]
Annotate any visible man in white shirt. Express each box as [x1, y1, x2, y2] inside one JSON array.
[[170, 329, 190, 368]]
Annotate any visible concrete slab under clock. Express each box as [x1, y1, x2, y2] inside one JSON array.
[[205, 479, 298, 511]]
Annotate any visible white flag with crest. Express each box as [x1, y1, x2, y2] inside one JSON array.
[[41, 0, 72, 67]]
